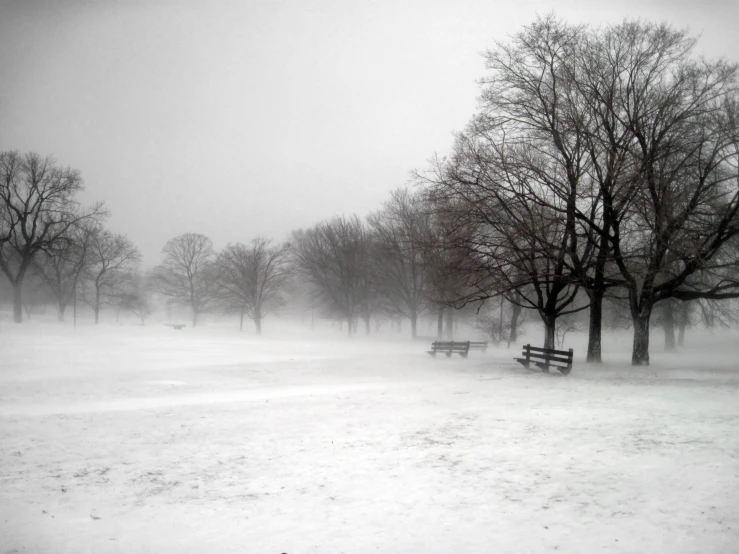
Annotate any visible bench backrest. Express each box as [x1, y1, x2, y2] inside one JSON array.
[[521, 344, 573, 364], [432, 341, 470, 350]]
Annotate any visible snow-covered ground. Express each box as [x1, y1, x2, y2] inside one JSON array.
[[1, 320, 738, 553]]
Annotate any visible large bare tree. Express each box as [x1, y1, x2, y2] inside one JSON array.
[[574, 21, 739, 364], [472, 16, 611, 359], [0, 151, 105, 322], [152, 233, 216, 327], [214, 238, 291, 333], [422, 16, 739, 365]]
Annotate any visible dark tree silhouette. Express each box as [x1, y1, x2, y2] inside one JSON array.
[[0, 151, 105, 322]]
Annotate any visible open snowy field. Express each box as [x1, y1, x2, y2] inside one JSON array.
[[1, 321, 738, 553]]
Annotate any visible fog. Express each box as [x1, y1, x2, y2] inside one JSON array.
[[2, 0, 738, 265]]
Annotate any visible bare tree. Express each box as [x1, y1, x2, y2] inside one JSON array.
[[84, 229, 141, 324], [421, 16, 739, 365], [474, 16, 618, 360], [422, 144, 584, 350], [118, 272, 153, 325], [576, 21, 739, 364], [33, 224, 95, 321], [367, 189, 430, 338], [292, 216, 370, 337], [152, 233, 216, 327], [0, 151, 105, 322], [214, 238, 291, 333], [356, 233, 384, 335]]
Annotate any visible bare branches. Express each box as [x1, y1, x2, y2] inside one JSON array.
[[85, 229, 141, 324], [213, 238, 291, 333], [367, 188, 431, 336], [292, 215, 372, 336], [152, 233, 216, 327], [0, 151, 106, 322]]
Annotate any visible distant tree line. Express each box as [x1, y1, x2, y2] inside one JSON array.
[[2, 17, 738, 365]]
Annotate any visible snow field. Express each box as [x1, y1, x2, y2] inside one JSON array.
[[1, 323, 738, 553]]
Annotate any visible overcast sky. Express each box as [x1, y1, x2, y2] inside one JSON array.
[[2, 0, 738, 266]]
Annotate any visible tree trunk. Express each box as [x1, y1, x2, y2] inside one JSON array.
[[497, 298, 504, 346], [410, 312, 417, 339], [631, 309, 651, 366], [508, 300, 521, 347], [586, 289, 603, 363], [445, 308, 453, 340], [192, 310, 199, 328], [239, 310, 245, 332], [255, 315, 262, 335], [58, 301, 67, 322], [347, 315, 352, 337], [13, 282, 23, 323], [677, 301, 689, 347], [363, 315, 370, 335], [663, 299, 676, 352], [437, 308, 443, 339], [543, 317, 555, 350], [94, 287, 101, 325]]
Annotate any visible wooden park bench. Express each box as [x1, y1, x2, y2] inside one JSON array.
[[165, 323, 186, 330], [428, 341, 471, 358], [468, 341, 488, 352], [515, 344, 573, 376]]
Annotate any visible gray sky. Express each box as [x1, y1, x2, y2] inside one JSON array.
[[2, 0, 738, 266]]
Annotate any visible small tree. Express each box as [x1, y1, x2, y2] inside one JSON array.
[[214, 238, 291, 333], [367, 189, 431, 338], [292, 216, 370, 337], [33, 224, 95, 322], [476, 294, 527, 347], [85, 229, 141, 324], [152, 233, 216, 327], [118, 273, 152, 325]]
